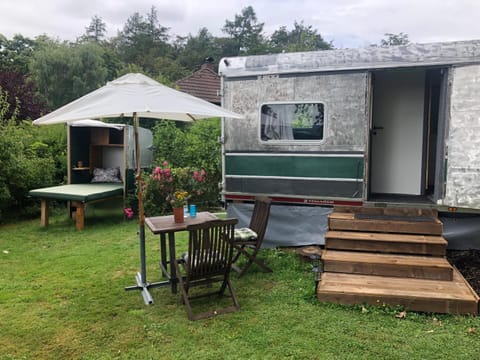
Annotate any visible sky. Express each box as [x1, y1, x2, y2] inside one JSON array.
[[1, 0, 480, 48]]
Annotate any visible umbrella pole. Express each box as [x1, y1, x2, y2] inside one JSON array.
[[125, 112, 153, 305], [134, 113, 147, 284]]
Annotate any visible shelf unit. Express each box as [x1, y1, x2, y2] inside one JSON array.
[[89, 128, 125, 171]]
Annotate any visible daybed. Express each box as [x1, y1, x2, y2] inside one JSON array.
[[29, 183, 124, 230]]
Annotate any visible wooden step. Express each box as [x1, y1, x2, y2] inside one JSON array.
[[322, 250, 453, 280], [325, 231, 447, 256], [333, 206, 438, 218], [328, 212, 443, 235], [317, 267, 479, 315]]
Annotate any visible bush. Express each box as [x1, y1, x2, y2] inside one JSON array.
[[151, 118, 221, 207], [143, 161, 208, 216], [0, 83, 65, 222], [0, 121, 57, 220]]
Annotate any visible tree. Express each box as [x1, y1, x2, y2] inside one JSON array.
[[114, 7, 171, 65], [112, 7, 184, 80], [0, 71, 46, 123], [380, 32, 410, 47], [222, 6, 267, 55], [100, 44, 123, 81], [81, 15, 107, 43], [269, 21, 333, 53], [29, 42, 109, 109], [0, 34, 37, 74], [175, 28, 220, 72], [78, 17, 121, 80]]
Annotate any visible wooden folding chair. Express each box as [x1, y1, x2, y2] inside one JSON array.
[[174, 218, 240, 321], [232, 196, 272, 277]]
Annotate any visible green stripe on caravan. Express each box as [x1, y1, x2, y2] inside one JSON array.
[[225, 155, 364, 179]]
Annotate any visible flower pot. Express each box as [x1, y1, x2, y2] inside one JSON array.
[[173, 207, 184, 223]]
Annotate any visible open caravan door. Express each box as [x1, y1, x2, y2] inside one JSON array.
[[442, 65, 480, 211]]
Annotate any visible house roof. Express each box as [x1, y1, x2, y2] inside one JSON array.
[[176, 61, 220, 105]]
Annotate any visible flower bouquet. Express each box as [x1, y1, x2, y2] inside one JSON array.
[[167, 190, 190, 209], [167, 190, 190, 223]]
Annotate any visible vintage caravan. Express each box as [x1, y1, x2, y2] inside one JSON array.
[[219, 40, 480, 247]]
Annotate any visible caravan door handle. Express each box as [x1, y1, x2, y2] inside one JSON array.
[[372, 126, 383, 135]]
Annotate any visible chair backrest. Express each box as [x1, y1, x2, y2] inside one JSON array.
[[185, 218, 238, 281], [248, 196, 272, 246]]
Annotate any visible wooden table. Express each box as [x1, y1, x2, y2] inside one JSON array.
[[144, 211, 218, 294]]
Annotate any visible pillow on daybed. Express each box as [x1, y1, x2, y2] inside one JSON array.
[[91, 167, 122, 183]]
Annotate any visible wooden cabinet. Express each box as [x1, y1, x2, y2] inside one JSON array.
[[68, 123, 151, 192], [90, 127, 124, 145], [89, 128, 125, 170]]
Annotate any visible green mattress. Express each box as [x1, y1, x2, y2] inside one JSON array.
[[29, 184, 124, 202]]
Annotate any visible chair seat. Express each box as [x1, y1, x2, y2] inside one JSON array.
[[231, 197, 272, 277], [181, 251, 225, 268], [234, 227, 258, 241]]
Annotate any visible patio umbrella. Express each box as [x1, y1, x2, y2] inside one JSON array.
[[33, 73, 243, 304]]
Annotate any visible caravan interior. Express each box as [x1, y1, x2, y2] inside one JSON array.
[[368, 68, 446, 205]]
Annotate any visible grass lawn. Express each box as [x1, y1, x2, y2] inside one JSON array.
[[0, 206, 479, 359]]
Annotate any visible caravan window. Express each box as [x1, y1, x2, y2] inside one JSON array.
[[260, 102, 324, 142]]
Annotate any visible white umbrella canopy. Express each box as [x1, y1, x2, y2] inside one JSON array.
[[33, 73, 244, 305], [33, 73, 243, 125]]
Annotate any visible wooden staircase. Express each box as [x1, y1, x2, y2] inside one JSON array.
[[317, 206, 479, 315]]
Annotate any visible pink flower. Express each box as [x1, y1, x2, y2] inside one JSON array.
[[162, 160, 168, 166], [193, 170, 199, 179], [124, 208, 134, 219]]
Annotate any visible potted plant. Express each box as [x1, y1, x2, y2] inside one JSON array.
[[167, 190, 190, 223]]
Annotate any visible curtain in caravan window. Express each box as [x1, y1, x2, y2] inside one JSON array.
[[261, 103, 324, 142], [262, 105, 293, 140]]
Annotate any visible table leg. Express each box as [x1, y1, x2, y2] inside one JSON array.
[[71, 201, 85, 230], [168, 232, 177, 294], [160, 233, 167, 278], [40, 199, 49, 227]]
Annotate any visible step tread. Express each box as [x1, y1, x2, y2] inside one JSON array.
[[322, 250, 451, 268], [326, 231, 447, 245], [318, 268, 479, 302], [328, 212, 443, 235], [329, 212, 442, 224], [333, 206, 438, 217]]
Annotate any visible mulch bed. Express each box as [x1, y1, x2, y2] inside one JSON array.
[[447, 249, 480, 296]]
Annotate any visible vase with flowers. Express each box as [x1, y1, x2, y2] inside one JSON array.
[[167, 190, 190, 223]]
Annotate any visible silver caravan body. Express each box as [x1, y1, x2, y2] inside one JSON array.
[[219, 40, 480, 247]]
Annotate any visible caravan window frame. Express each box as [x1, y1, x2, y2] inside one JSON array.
[[258, 101, 326, 145]]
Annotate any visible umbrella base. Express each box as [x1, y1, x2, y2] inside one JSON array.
[[125, 272, 171, 305]]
